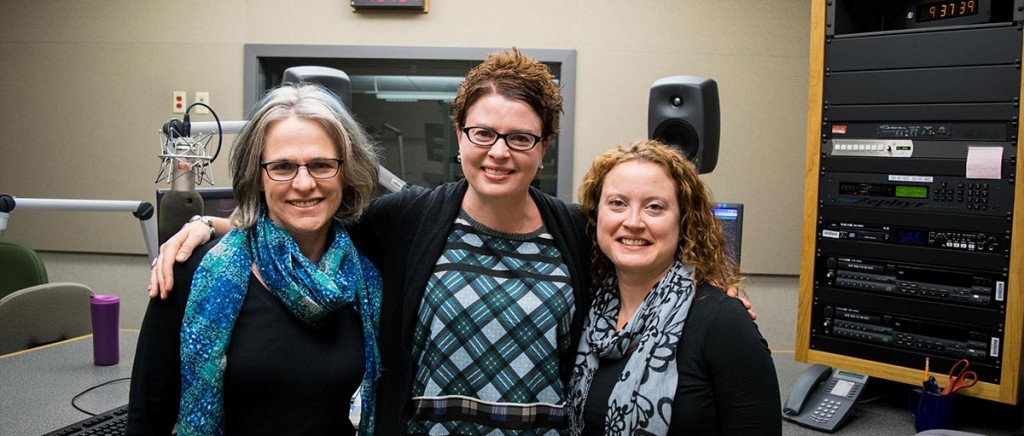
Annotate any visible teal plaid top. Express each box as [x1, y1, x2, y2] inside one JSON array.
[[408, 211, 574, 435]]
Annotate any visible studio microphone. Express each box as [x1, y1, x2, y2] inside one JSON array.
[[155, 114, 214, 243]]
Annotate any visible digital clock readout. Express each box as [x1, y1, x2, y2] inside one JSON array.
[[916, 0, 979, 22]]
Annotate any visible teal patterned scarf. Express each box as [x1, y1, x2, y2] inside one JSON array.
[[178, 211, 382, 435]]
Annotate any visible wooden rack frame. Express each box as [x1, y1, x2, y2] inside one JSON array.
[[796, 0, 1024, 404]]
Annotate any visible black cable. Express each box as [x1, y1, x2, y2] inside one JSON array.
[[186, 101, 223, 164], [71, 377, 131, 416]]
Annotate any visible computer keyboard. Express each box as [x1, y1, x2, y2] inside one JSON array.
[[43, 404, 128, 436]]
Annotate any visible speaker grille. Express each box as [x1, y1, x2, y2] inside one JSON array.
[[652, 119, 700, 160]]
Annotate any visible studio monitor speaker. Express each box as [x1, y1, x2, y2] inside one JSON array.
[[648, 76, 720, 174]]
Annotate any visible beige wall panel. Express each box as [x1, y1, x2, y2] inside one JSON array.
[[1, 1, 245, 43], [1, 0, 812, 307], [1, 42, 242, 253], [573, 1, 809, 56], [243, 0, 578, 47]]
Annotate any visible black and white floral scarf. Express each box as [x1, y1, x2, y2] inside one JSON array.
[[567, 260, 695, 435]]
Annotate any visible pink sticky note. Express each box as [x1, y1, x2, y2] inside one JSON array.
[[966, 147, 1002, 180]]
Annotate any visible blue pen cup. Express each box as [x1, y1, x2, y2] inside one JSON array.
[[909, 388, 956, 432]]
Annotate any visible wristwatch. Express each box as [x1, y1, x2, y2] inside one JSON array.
[[187, 215, 216, 239]]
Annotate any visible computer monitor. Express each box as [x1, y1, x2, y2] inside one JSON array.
[[712, 202, 744, 268], [155, 187, 236, 220]]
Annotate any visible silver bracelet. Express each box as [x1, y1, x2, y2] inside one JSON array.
[[187, 215, 216, 239]]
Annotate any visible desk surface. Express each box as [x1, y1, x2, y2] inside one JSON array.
[[0, 330, 138, 436]]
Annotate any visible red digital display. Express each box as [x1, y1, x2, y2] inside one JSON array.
[[916, 0, 978, 22]]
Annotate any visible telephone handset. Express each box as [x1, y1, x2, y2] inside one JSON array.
[[782, 364, 869, 433]]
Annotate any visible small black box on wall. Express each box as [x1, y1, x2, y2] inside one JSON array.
[[351, 0, 428, 12]]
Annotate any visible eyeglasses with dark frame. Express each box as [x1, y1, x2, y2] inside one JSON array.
[[259, 158, 344, 182], [461, 126, 544, 151]]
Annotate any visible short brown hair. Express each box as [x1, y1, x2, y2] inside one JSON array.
[[450, 48, 563, 142]]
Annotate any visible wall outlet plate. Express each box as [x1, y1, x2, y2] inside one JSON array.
[[195, 92, 210, 114], [173, 91, 187, 114]]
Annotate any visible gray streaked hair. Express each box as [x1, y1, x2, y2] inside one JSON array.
[[229, 83, 379, 228]]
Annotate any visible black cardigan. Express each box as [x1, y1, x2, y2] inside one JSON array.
[[347, 180, 591, 435], [582, 284, 782, 435]]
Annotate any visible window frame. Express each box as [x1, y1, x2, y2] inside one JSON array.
[[243, 44, 577, 202]]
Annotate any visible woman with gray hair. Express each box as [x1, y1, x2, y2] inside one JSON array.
[[127, 83, 383, 435]]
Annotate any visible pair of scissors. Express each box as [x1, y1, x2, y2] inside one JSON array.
[[942, 358, 978, 395]]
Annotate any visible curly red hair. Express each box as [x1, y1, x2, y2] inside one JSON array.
[[578, 139, 741, 291]]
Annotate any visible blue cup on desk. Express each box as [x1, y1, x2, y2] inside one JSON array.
[[909, 388, 955, 432]]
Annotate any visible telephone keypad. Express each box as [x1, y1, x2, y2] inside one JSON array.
[[810, 399, 843, 423]]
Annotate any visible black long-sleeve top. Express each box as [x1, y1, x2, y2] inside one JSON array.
[[126, 241, 366, 435]]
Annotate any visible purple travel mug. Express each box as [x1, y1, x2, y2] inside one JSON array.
[[90, 294, 120, 366]]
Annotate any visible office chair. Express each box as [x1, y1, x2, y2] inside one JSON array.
[[0, 282, 95, 355], [0, 240, 49, 300]]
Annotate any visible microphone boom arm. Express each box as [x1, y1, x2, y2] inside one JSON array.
[[0, 195, 158, 262]]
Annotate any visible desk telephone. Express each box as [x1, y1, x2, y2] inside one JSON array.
[[783, 364, 870, 433]]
